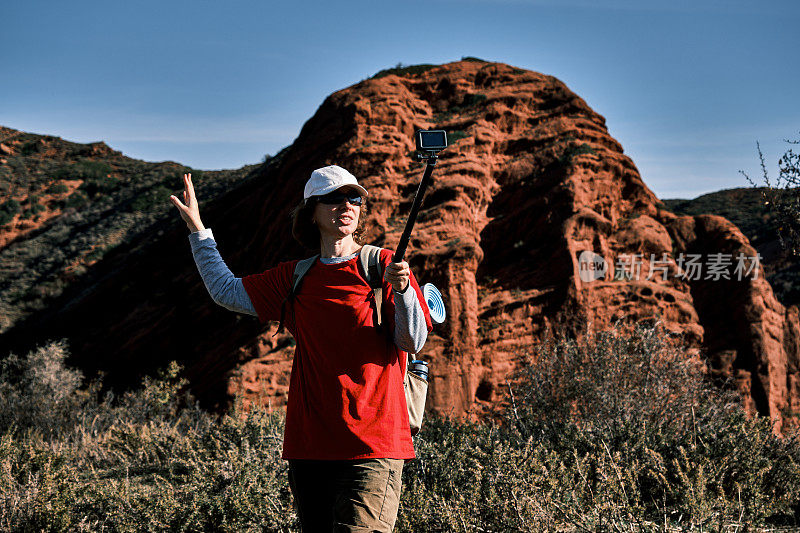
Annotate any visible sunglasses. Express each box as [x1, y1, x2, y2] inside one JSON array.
[[316, 191, 364, 206]]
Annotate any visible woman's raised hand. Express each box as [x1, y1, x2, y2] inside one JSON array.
[[170, 173, 206, 233]]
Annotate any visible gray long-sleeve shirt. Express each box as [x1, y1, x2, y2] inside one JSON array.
[[188, 228, 428, 353]]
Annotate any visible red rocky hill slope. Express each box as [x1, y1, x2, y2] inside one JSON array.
[[2, 60, 797, 429]]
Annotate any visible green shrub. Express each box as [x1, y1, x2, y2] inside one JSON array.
[[129, 185, 172, 212], [506, 321, 714, 440], [432, 111, 453, 124], [447, 130, 469, 143], [461, 93, 487, 107], [372, 63, 437, 79], [0, 339, 84, 438], [741, 134, 800, 256], [55, 159, 112, 181], [448, 93, 487, 114], [46, 183, 70, 195], [0, 198, 21, 225], [558, 142, 597, 167], [158, 168, 203, 191], [502, 320, 800, 528], [79, 175, 119, 198], [21, 201, 46, 219], [64, 190, 89, 209], [1, 198, 21, 213], [85, 244, 117, 263], [20, 141, 39, 156], [19, 194, 47, 220]]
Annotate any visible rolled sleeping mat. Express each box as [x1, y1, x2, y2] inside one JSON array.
[[422, 283, 446, 324]]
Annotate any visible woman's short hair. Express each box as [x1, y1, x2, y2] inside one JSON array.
[[291, 195, 369, 251]]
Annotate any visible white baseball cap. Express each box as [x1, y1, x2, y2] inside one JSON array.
[[303, 165, 369, 204]]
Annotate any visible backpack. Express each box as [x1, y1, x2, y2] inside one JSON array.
[[275, 244, 427, 436]]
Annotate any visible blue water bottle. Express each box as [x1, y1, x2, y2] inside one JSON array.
[[409, 360, 429, 381]]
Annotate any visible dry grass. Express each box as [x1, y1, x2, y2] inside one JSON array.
[[1, 322, 799, 531]]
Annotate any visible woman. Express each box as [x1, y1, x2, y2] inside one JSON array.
[[170, 164, 432, 532]]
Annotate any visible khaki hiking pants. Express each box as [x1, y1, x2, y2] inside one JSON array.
[[287, 458, 404, 532]]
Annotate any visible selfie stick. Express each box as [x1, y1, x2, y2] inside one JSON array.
[[393, 156, 437, 262], [393, 130, 447, 263]]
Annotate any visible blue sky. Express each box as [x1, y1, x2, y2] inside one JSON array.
[[2, 0, 798, 199]]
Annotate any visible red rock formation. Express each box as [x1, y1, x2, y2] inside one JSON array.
[[2, 61, 797, 429], [227, 60, 799, 428]]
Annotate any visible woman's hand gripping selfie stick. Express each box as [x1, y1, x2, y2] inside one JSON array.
[[393, 130, 448, 263]]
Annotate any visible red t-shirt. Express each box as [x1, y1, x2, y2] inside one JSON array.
[[241, 248, 433, 460]]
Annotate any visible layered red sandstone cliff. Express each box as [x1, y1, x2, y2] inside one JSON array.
[[3, 61, 797, 428], [223, 61, 799, 429]]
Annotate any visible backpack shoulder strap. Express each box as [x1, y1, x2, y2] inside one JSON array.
[[359, 245, 384, 327], [292, 255, 319, 293], [274, 255, 319, 337], [359, 245, 383, 287]]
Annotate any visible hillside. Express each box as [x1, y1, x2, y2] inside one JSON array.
[[1, 60, 798, 430], [0, 126, 259, 333], [664, 188, 800, 308]]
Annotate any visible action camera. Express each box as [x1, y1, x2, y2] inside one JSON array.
[[415, 130, 448, 153]]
